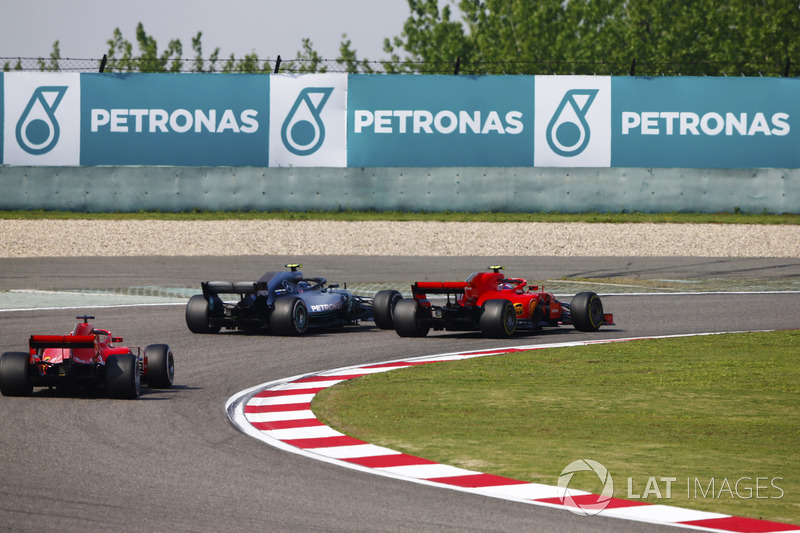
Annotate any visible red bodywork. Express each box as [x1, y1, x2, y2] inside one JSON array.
[[413, 271, 566, 323], [1, 316, 174, 398], [398, 268, 614, 337], [31, 321, 133, 366], [30, 320, 140, 368]]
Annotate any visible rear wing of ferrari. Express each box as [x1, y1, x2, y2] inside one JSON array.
[[29, 335, 96, 350], [411, 281, 468, 298]]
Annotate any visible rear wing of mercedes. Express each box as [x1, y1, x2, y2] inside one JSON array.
[[201, 281, 257, 297]]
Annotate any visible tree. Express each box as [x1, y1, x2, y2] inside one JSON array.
[[613, 0, 800, 75], [337, 34, 374, 74], [38, 1, 799, 76], [2, 59, 23, 71], [131, 22, 183, 72], [37, 40, 61, 71], [191, 31, 221, 73], [384, 0, 800, 76], [283, 38, 328, 73], [103, 23, 272, 74], [383, 0, 469, 73], [105, 27, 136, 72]]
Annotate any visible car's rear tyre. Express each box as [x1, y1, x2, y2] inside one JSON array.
[[186, 295, 221, 334], [105, 352, 140, 399], [393, 299, 430, 337], [144, 344, 174, 389], [0, 352, 33, 397], [271, 297, 308, 336], [373, 290, 402, 329], [571, 292, 604, 332], [480, 299, 517, 338]]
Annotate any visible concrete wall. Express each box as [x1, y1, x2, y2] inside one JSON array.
[[1, 166, 797, 214]]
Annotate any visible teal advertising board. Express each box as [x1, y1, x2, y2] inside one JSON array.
[[1, 72, 798, 168], [611, 77, 800, 168], [346, 75, 534, 167], [0, 73, 3, 164], [80, 73, 269, 166]]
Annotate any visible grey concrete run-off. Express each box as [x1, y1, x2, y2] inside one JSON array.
[[1, 166, 797, 214]]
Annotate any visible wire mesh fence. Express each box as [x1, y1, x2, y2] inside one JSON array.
[[1, 56, 794, 77]]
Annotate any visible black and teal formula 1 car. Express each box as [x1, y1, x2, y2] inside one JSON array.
[[185, 264, 401, 336]]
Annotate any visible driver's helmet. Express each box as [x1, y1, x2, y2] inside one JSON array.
[[297, 281, 311, 292], [499, 281, 513, 291]]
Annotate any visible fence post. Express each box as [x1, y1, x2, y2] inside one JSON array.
[[99, 54, 107, 73], [630, 58, 637, 76], [274, 55, 281, 74], [785, 58, 791, 77], [454, 56, 461, 75]]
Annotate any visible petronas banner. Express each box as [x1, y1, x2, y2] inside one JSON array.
[[346, 75, 534, 167], [1, 72, 797, 168], [611, 77, 797, 168]]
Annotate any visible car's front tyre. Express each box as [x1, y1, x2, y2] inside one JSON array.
[[480, 299, 517, 338], [570, 292, 604, 332], [373, 290, 402, 329], [144, 344, 174, 389]]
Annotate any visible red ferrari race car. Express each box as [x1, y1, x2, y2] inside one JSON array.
[[387, 266, 614, 338], [0, 316, 174, 399]]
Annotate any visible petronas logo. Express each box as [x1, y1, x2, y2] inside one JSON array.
[[546, 89, 598, 157], [281, 87, 333, 156], [15, 86, 68, 155]]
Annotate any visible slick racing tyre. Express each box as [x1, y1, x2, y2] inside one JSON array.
[[186, 295, 221, 334], [144, 344, 174, 389], [0, 352, 33, 397], [271, 297, 309, 336], [570, 291, 604, 332], [105, 352, 141, 399], [480, 299, 517, 338], [373, 290, 402, 330], [393, 299, 430, 337]]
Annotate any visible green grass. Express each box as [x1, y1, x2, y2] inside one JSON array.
[[313, 331, 800, 525], [1, 209, 799, 224]]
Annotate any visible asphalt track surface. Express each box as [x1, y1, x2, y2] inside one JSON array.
[[1, 256, 799, 533]]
